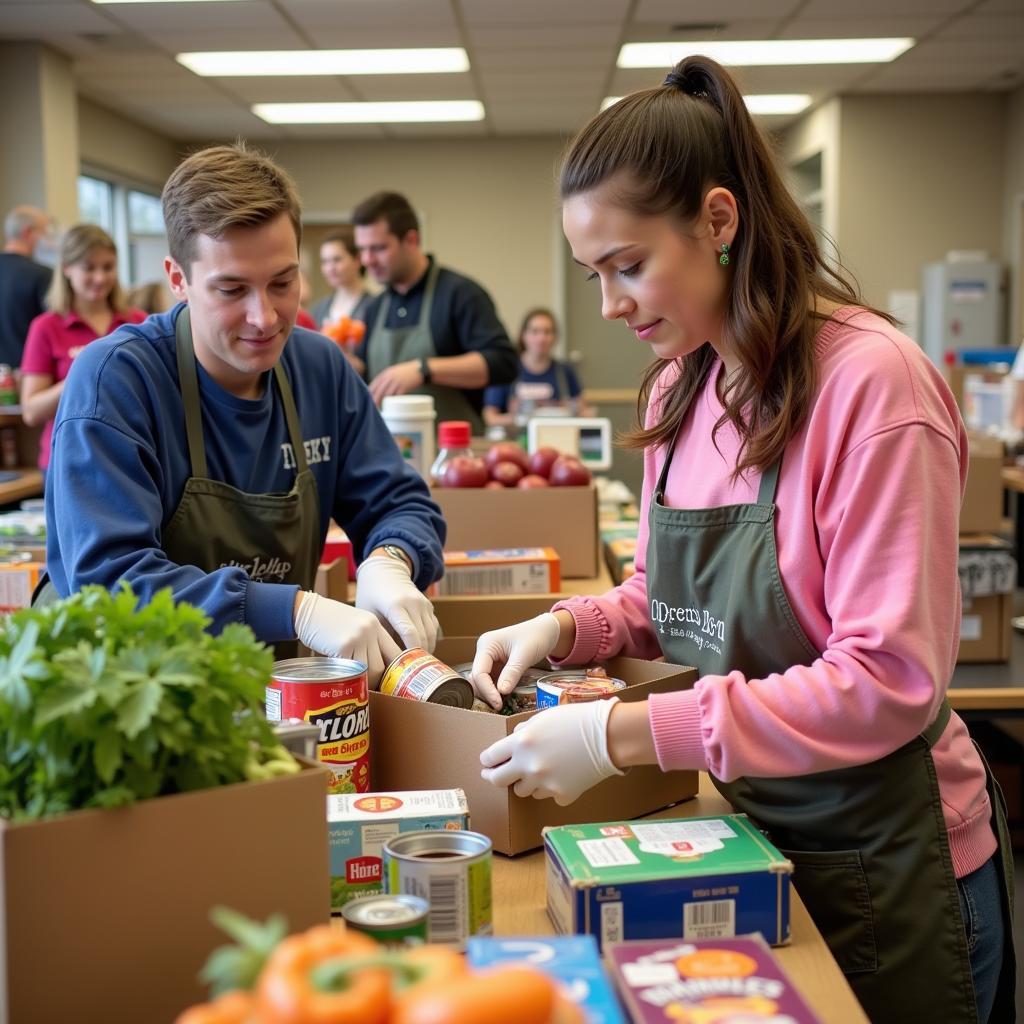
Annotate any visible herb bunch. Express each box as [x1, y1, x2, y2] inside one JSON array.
[[0, 584, 289, 821]]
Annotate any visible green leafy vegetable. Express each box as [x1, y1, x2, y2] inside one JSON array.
[[0, 584, 296, 821]]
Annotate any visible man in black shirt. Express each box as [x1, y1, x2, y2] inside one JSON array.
[[352, 191, 517, 430], [0, 206, 54, 367]]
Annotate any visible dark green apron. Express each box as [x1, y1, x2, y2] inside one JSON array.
[[646, 425, 1017, 1023], [366, 261, 482, 431], [161, 307, 321, 659]]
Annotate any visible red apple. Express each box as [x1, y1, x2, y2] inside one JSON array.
[[549, 455, 592, 486], [517, 474, 549, 489], [484, 480, 505, 490], [528, 445, 561, 479], [490, 460, 525, 487], [484, 441, 530, 474], [441, 455, 489, 487]]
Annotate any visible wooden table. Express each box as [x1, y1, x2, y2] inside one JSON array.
[[0, 468, 43, 507], [491, 773, 869, 1024]]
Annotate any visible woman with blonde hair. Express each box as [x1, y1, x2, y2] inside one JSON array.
[[21, 224, 144, 482]]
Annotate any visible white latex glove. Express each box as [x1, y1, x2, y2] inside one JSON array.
[[355, 555, 439, 653], [479, 697, 624, 805], [471, 613, 561, 709], [294, 591, 401, 683]]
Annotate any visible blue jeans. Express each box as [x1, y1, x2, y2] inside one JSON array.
[[957, 854, 1005, 1023]]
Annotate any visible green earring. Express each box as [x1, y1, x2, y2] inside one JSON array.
[[719, 243, 730, 266]]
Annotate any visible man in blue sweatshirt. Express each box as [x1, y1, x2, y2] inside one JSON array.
[[44, 144, 445, 679]]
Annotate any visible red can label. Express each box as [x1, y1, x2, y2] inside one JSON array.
[[268, 657, 370, 795]]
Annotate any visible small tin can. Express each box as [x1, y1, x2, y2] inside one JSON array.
[[454, 663, 541, 715], [341, 894, 429, 947], [268, 657, 370, 794], [383, 829, 493, 948], [380, 649, 474, 708], [535, 670, 626, 709]]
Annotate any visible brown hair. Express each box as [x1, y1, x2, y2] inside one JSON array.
[[47, 223, 126, 316], [162, 143, 302, 277], [351, 191, 419, 240], [320, 224, 366, 278], [517, 307, 558, 354], [561, 56, 890, 478]]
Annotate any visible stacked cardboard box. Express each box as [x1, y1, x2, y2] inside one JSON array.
[[958, 533, 1015, 662]]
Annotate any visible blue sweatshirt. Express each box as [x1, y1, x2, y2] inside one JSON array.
[[46, 304, 446, 642]]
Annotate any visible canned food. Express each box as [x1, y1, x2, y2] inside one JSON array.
[[380, 649, 474, 708], [341, 894, 429, 947], [383, 829, 493, 948], [268, 657, 370, 794], [454, 663, 541, 715], [536, 669, 626, 709]]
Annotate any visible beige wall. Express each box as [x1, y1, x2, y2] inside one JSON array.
[[1004, 84, 1024, 342], [835, 94, 1007, 312], [242, 136, 565, 338], [77, 97, 180, 190]]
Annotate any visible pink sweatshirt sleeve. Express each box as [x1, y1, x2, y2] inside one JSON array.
[[649, 419, 966, 781]]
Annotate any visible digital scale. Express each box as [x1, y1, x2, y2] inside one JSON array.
[[526, 416, 613, 471]]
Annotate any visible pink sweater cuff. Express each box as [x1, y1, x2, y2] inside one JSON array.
[[648, 688, 710, 772], [550, 598, 604, 665]]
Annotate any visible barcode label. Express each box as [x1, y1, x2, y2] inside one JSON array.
[[684, 899, 735, 939], [427, 874, 461, 943], [601, 901, 624, 946], [438, 568, 515, 595]]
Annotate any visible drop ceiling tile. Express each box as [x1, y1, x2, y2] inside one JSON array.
[[467, 24, 622, 48], [213, 77, 359, 103], [935, 14, 1024, 39], [139, 29, 308, 54], [461, 0, 630, 27], [265, 124, 389, 140], [894, 37, 1024, 62], [74, 54, 184, 77], [633, 0, 796, 20], [473, 46, 610, 70], [353, 73, 477, 101], [295, 28, 463, 48], [280, 0, 457, 31], [800, 0, 969, 14], [623, 19, 787, 41], [0, 3, 112, 34], [383, 122, 489, 138], [777, 16, 946, 38], [976, 0, 1024, 11], [96, 0, 289, 32], [480, 70, 606, 101]]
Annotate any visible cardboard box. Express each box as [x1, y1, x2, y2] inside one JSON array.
[[961, 432, 1004, 535], [468, 935, 625, 1024], [605, 936, 822, 1023], [604, 537, 637, 585], [433, 484, 598, 577], [369, 638, 698, 855], [0, 761, 331, 1023], [544, 814, 792, 951], [430, 547, 561, 597], [315, 556, 350, 603], [958, 533, 1014, 663], [433, 594, 567, 639], [327, 789, 470, 910]]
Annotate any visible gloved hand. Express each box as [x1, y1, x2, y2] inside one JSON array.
[[294, 591, 401, 683], [355, 555, 439, 653], [471, 613, 562, 709], [479, 697, 624, 805]]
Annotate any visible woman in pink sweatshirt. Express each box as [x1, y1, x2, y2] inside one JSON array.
[[473, 56, 1014, 1023]]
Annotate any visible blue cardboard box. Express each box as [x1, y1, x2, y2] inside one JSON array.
[[544, 814, 792, 951], [467, 935, 625, 1024]]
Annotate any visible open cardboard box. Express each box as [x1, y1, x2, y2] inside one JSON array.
[[434, 594, 568, 639], [369, 638, 699, 855], [0, 760, 331, 1023], [432, 484, 598, 577]]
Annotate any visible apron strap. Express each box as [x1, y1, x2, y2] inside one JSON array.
[[922, 697, 951, 748], [174, 305, 309, 478], [756, 457, 783, 505], [174, 305, 209, 479]]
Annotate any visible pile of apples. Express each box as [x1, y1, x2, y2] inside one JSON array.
[[438, 442, 592, 488]]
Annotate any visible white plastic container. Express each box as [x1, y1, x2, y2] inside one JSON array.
[[963, 374, 1014, 433], [382, 395, 436, 480]]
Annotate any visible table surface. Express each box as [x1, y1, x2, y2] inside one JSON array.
[[0, 467, 43, 507], [491, 773, 869, 1024]]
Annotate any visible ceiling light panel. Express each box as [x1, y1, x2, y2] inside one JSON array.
[[618, 38, 915, 67], [178, 48, 470, 77], [253, 100, 485, 124]]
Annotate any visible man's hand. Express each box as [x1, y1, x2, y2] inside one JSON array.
[[368, 360, 423, 404], [480, 698, 624, 805], [470, 613, 562, 709], [356, 554, 439, 652]]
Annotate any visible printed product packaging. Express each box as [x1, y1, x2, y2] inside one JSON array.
[[544, 814, 792, 950]]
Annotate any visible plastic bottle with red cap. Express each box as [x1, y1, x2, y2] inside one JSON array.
[[430, 420, 474, 485]]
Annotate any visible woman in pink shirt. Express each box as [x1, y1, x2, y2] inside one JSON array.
[[20, 224, 145, 482], [473, 57, 1014, 1023]]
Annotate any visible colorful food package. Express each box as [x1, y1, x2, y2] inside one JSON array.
[[605, 934, 824, 1023], [428, 546, 561, 596]]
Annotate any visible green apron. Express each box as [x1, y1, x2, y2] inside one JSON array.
[[646, 424, 1017, 1023], [366, 261, 482, 431]]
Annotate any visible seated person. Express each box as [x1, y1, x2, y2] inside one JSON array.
[[483, 308, 594, 428]]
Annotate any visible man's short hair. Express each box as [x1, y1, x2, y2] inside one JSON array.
[[162, 143, 302, 276], [4, 205, 46, 244], [351, 191, 419, 240]]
